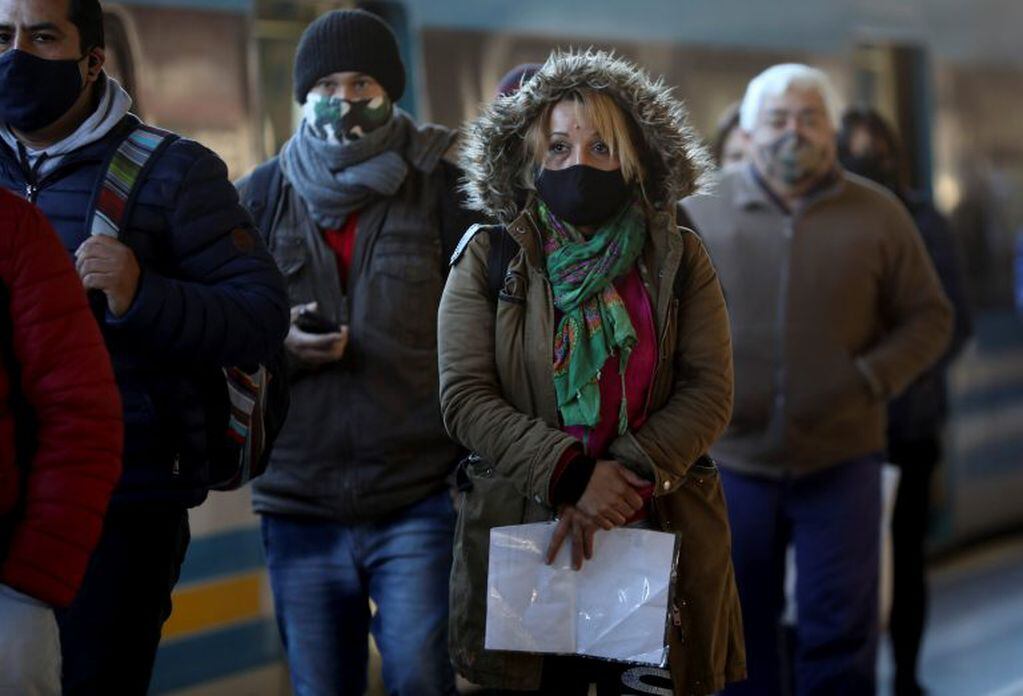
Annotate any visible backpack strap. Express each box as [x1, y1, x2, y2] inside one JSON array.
[[447, 223, 518, 304], [487, 226, 518, 304], [81, 123, 277, 491], [436, 159, 476, 278], [88, 124, 178, 239]]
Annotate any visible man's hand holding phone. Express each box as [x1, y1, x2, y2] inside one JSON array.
[[286, 302, 348, 368]]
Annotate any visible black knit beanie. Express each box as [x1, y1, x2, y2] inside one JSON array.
[[293, 9, 405, 104]]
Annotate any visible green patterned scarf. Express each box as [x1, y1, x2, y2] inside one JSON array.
[[540, 196, 648, 433]]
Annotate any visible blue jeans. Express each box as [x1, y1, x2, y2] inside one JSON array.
[[721, 455, 882, 696], [262, 490, 457, 696]]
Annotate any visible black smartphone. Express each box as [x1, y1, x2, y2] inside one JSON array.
[[295, 308, 339, 335]]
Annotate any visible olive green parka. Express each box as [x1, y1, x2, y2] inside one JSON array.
[[438, 50, 746, 694]]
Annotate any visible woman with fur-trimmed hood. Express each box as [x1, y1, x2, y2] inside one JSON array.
[[438, 51, 746, 694]]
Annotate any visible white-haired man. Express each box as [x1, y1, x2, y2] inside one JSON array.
[[682, 64, 952, 696]]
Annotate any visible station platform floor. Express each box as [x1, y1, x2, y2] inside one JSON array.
[[167, 532, 1023, 696], [878, 533, 1023, 696]]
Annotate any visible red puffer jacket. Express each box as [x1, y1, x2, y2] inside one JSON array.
[[0, 189, 123, 608]]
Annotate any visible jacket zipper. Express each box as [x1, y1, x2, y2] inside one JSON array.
[[15, 147, 99, 205], [770, 218, 794, 449], [16, 142, 48, 204], [7, 119, 129, 204], [639, 251, 680, 425], [764, 176, 844, 451], [644, 296, 678, 421]]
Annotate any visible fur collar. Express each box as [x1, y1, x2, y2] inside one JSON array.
[[459, 49, 711, 224]]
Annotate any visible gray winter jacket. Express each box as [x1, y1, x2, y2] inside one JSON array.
[[237, 123, 479, 521]]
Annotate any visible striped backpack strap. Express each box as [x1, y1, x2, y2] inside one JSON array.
[[89, 124, 177, 238], [86, 122, 277, 491]]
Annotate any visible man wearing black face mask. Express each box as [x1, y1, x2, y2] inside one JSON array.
[[0, 1, 103, 160], [235, 9, 480, 695], [838, 106, 972, 696], [0, 0, 289, 693], [683, 64, 953, 696]]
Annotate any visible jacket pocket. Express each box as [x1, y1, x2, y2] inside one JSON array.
[[272, 235, 307, 277], [728, 324, 775, 434], [368, 249, 443, 350], [688, 454, 719, 477], [789, 348, 869, 425]]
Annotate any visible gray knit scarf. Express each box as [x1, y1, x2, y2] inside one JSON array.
[[279, 109, 453, 228]]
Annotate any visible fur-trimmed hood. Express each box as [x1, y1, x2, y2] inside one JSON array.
[[459, 49, 711, 224]]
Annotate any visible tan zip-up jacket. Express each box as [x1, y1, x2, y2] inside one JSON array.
[[683, 165, 953, 476]]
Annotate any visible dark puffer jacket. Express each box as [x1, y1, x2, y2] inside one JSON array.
[[0, 115, 289, 507], [0, 190, 122, 607]]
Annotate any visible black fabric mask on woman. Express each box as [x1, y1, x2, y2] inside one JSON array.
[[535, 165, 631, 227], [0, 50, 85, 132]]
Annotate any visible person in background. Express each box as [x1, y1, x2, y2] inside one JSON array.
[[838, 106, 973, 696], [495, 62, 541, 98], [710, 101, 748, 169], [0, 0, 290, 691], [0, 189, 122, 695], [440, 49, 745, 695], [683, 63, 953, 696], [236, 9, 479, 696]]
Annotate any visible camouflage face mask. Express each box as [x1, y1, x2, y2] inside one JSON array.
[[302, 92, 393, 144], [757, 131, 828, 187]]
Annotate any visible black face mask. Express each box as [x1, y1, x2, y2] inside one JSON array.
[[535, 165, 631, 227], [841, 153, 899, 194], [0, 49, 85, 132]]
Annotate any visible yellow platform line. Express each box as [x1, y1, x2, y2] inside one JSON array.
[[163, 572, 266, 640]]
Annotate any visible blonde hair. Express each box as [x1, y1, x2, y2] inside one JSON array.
[[523, 89, 645, 190]]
